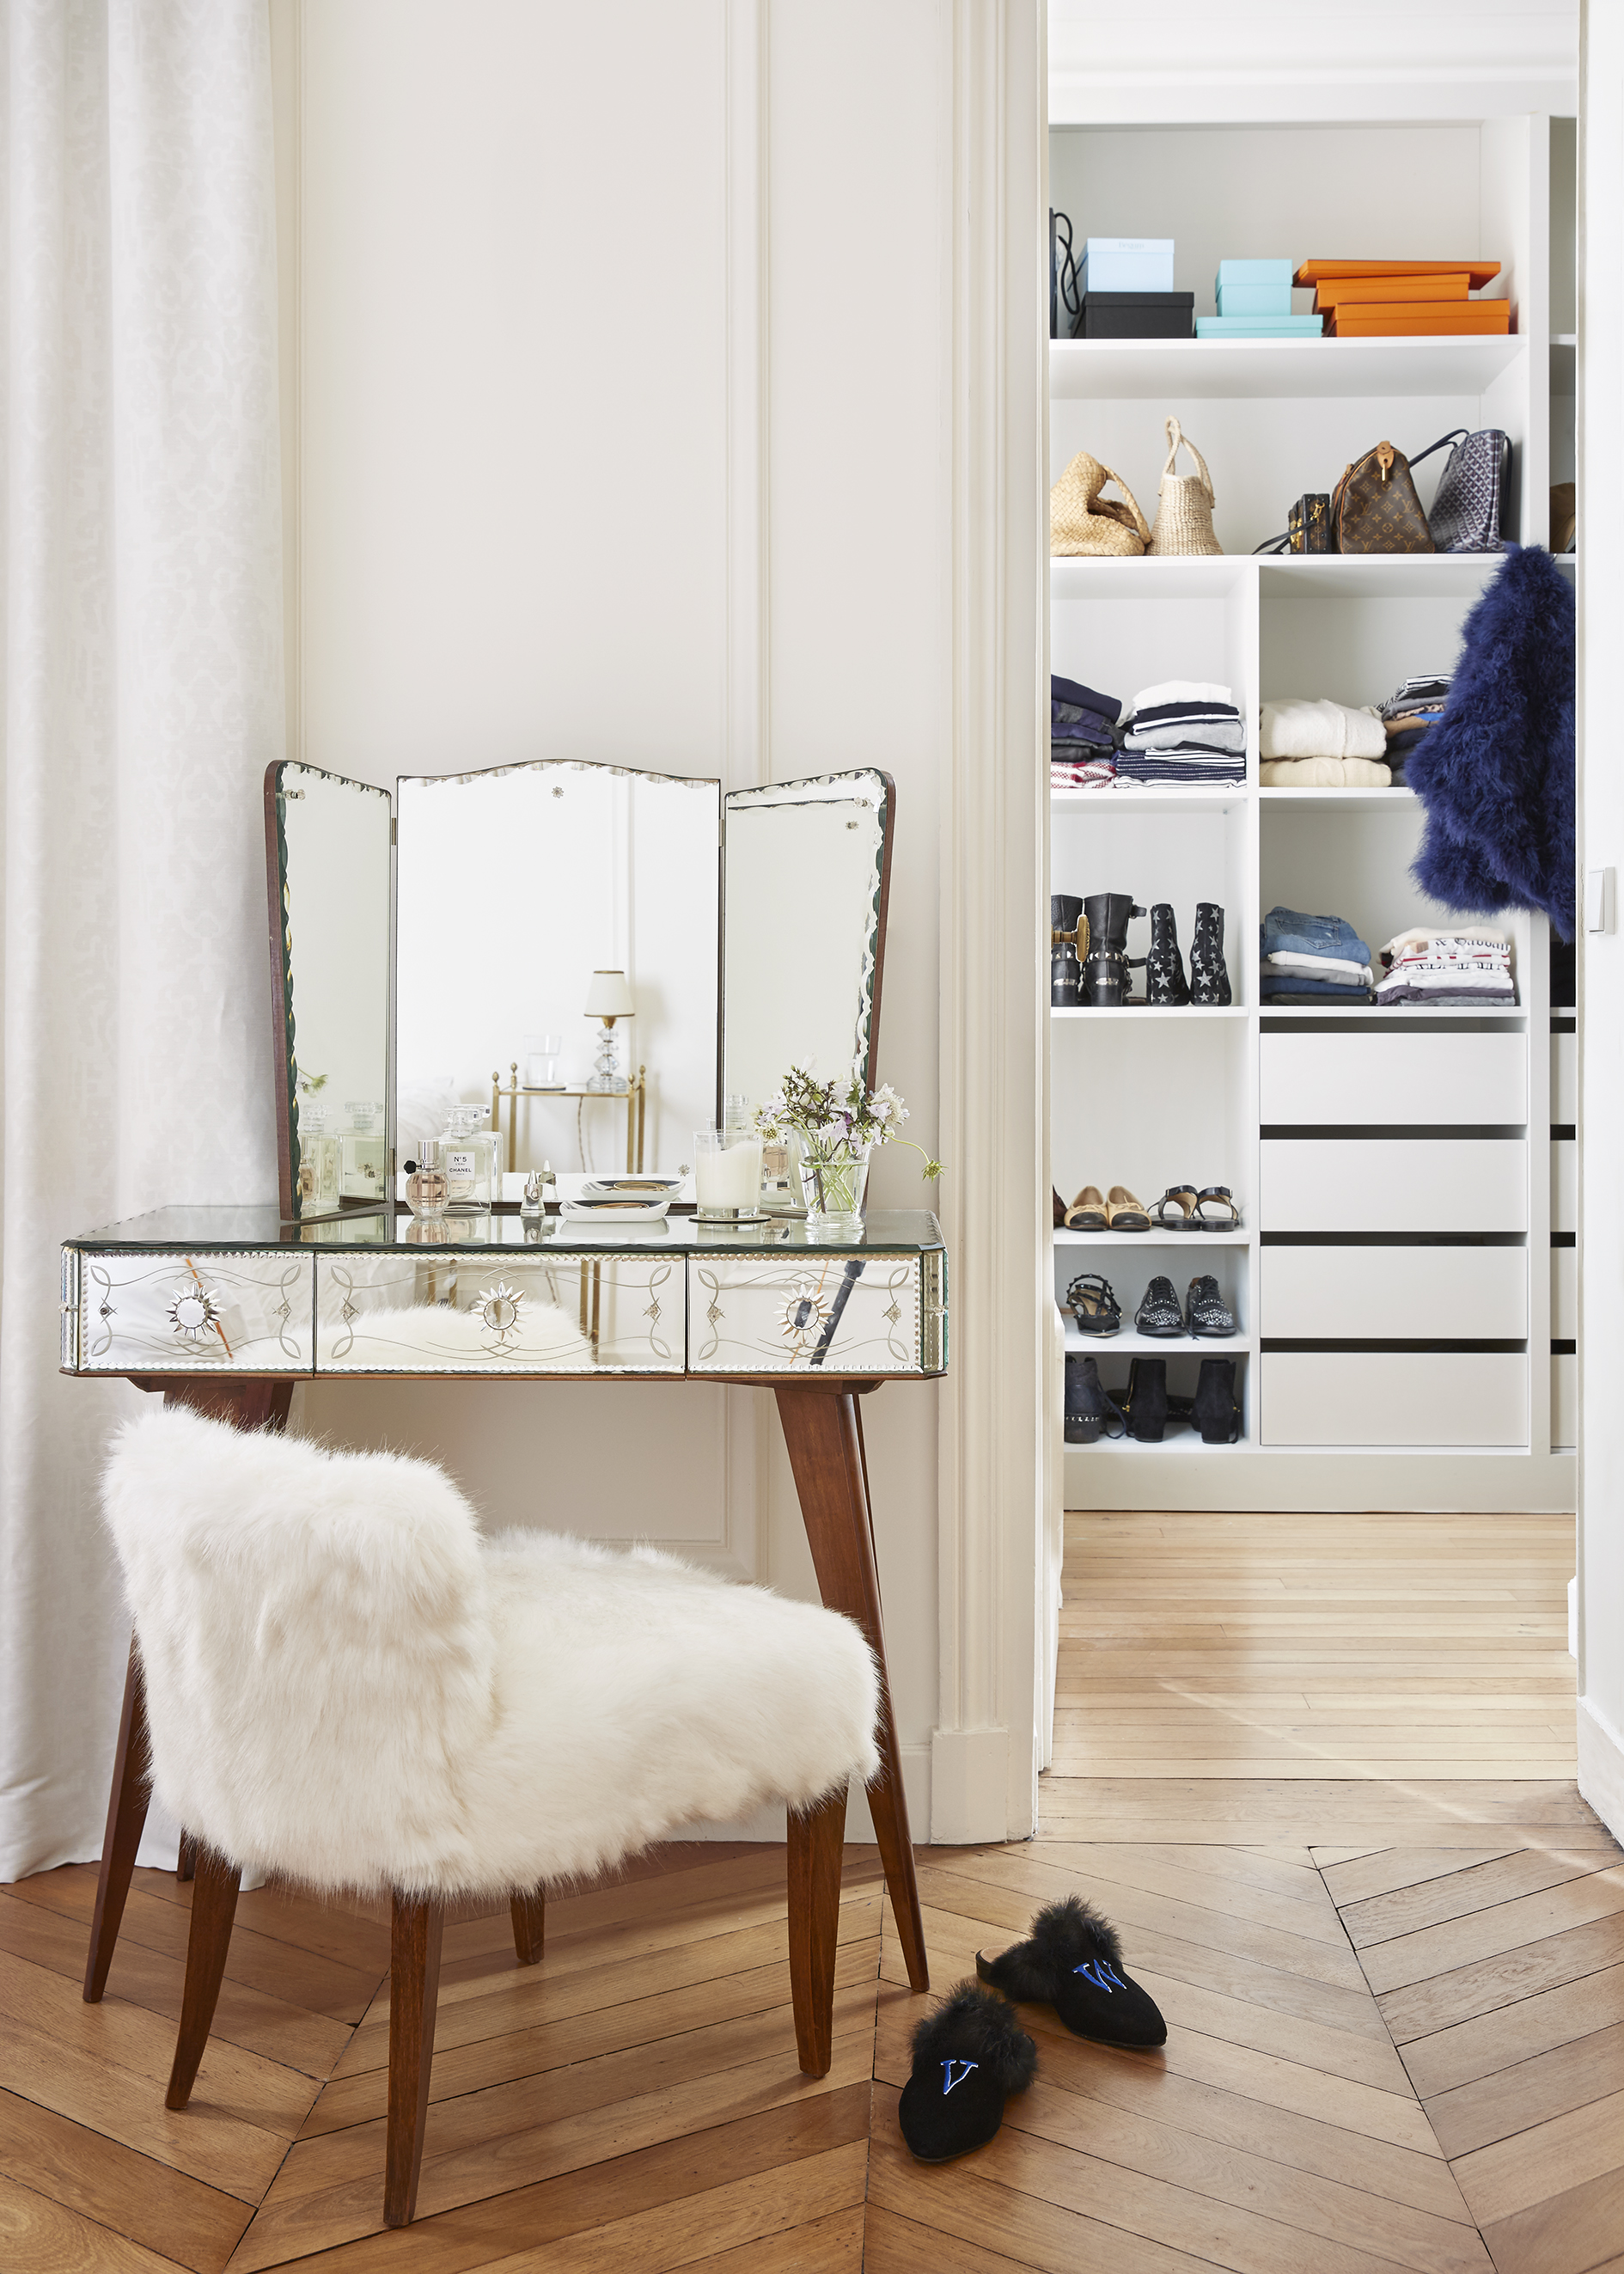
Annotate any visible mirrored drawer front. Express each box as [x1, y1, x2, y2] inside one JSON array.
[[1260, 1032, 1527, 1125], [314, 1253, 683, 1373], [687, 1250, 942, 1374], [1261, 1246, 1528, 1340], [1261, 1351, 1529, 1448], [1261, 1140, 1527, 1232], [67, 1250, 314, 1373]]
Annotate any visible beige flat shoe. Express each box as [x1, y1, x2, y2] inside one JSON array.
[[1063, 1185, 1108, 1232], [1106, 1185, 1150, 1232]]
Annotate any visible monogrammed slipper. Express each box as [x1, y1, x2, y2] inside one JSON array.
[[977, 1895, 1166, 2049], [897, 1982, 1037, 2161]]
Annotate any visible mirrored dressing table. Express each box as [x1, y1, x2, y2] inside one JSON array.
[[66, 755, 943, 2049]]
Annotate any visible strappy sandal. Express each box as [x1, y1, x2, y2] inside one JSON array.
[[1194, 1186, 1240, 1232], [1153, 1185, 1198, 1232], [1063, 1185, 1108, 1232], [1105, 1186, 1150, 1232], [1065, 1273, 1121, 1336]]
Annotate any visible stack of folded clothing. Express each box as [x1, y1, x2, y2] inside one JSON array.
[[1259, 905, 1374, 1000], [1117, 681, 1244, 786], [1051, 673, 1120, 791], [1259, 698, 1391, 788], [1378, 674, 1451, 786], [1375, 928, 1517, 1006]]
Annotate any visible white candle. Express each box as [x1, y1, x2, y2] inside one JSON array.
[[694, 1132, 762, 1211]]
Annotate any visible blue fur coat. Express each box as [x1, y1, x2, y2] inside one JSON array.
[[1408, 545, 1576, 940]]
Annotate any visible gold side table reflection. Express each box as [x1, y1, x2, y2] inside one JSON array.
[[491, 1064, 647, 1174]]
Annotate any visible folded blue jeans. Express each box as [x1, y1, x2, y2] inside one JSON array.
[[1261, 906, 1373, 965]]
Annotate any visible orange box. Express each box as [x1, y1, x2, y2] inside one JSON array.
[[1295, 257, 1501, 290], [1328, 303, 1511, 336], [1315, 272, 1471, 311]]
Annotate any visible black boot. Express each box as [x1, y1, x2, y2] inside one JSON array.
[[1189, 902, 1232, 1006], [1050, 895, 1084, 1006], [1145, 904, 1189, 1006], [1065, 1354, 1126, 1444], [1193, 1359, 1241, 1444], [1122, 1357, 1168, 1443], [1081, 894, 1146, 1006]]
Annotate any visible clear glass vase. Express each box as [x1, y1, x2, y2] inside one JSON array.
[[798, 1142, 871, 1230]]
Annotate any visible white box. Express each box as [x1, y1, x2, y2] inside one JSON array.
[[1261, 1032, 1527, 1126], [1261, 1139, 1528, 1232], [1261, 1245, 1527, 1340], [1082, 237, 1175, 293], [1261, 1351, 1529, 1448]]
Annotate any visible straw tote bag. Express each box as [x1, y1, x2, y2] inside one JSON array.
[[1050, 450, 1151, 557], [1147, 418, 1222, 555]]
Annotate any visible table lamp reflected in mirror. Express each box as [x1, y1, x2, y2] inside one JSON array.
[[583, 970, 634, 1092]]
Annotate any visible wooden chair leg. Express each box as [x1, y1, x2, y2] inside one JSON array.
[[83, 1637, 153, 2002], [385, 1894, 444, 2228], [176, 1831, 198, 1883], [510, 1886, 545, 1965], [787, 1784, 846, 2077], [165, 1847, 241, 2109]]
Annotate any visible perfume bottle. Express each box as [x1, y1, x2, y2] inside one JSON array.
[[520, 1161, 556, 1230], [342, 1099, 387, 1200], [405, 1140, 449, 1220], [296, 1103, 341, 1207], [440, 1106, 499, 1213]]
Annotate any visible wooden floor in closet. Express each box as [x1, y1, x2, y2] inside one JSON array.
[[3, 1506, 1621, 2273]]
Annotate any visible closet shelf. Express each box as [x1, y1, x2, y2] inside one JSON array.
[[1055, 1228, 1249, 1247], [1052, 1006, 1249, 1020], [1052, 787, 1248, 813], [1049, 333, 1523, 401], [1063, 1322, 1255, 1357], [1258, 787, 1415, 805], [1260, 1005, 1527, 1021]]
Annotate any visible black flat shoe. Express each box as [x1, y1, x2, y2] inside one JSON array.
[[1187, 1275, 1236, 1337], [1134, 1276, 1184, 1337], [1065, 1272, 1121, 1337], [977, 1897, 1166, 2050], [898, 1983, 1037, 2161], [1153, 1185, 1199, 1232]]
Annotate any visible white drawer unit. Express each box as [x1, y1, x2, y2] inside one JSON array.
[[1553, 1353, 1578, 1451], [1261, 1351, 1529, 1448], [1553, 1140, 1577, 1234], [1261, 1140, 1528, 1233], [1260, 1032, 1527, 1127], [687, 1249, 943, 1374], [313, 1252, 684, 1372], [1553, 1247, 1578, 1340], [65, 1250, 314, 1374], [1552, 1030, 1578, 1124], [1261, 1245, 1528, 1341]]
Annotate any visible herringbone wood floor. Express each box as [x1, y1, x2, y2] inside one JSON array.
[[3, 1507, 1621, 2271]]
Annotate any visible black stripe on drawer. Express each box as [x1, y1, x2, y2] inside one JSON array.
[[1552, 1339, 1577, 1355], [1551, 1016, 1577, 1033], [1261, 1232, 1527, 1247], [1552, 1125, 1576, 1141], [1261, 1339, 1529, 1354], [1260, 1126, 1529, 1140], [1552, 1232, 1576, 1248]]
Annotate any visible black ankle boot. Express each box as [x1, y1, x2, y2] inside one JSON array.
[[1189, 902, 1232, 1006], [1145, 904, 1189, 1005], [1081, 893, 1146, 1006], [1065, 1354, 1126, 1444], [1051, 895, 1084, 1006], [1122, 1357, 1168, 1442], [1193, 1358, 1241, 1443]]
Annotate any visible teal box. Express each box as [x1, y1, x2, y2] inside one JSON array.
[[1216, 282, 1294, 316], [1215, 259, 1293, 288]]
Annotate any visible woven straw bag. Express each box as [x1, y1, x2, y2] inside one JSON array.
[[1147, 418, 1223, 556], [1050, 451, 1151, 558]]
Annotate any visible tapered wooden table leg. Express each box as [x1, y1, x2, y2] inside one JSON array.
[[774, 1383, 929, 1993], [84, 1376, 296, 2002]]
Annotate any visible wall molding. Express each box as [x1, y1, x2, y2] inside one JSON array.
[[1578, 1695, 1624, 1848], [934, 0, 1048, 1843]]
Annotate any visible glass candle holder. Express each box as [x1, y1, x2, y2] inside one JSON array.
[[525, 1032, 564, 1087], [406, 1140, 449, 1220], [693, 1127, 765, 1221]]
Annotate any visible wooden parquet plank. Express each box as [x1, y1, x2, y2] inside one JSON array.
[[863, 2203, 1042, 2272], [1377, 1910, 1624, 2044], [0, 2086, 251, 2274], [1422, 2017, 1624, 2158], [681, 2200, 864, 2271], [1318, 1850, 1517, 1906], [1450, 2082, 1624, 2226], [924, 1837, 1353, 1947], [0, 2171, 192, 2274], [1477, 2162, 1624, 2274], [1357, 1866, 1624, 1996]]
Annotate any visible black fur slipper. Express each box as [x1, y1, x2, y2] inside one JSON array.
[[897, 1982, 1037, 2161], [976, 1895, 1166, 2049]]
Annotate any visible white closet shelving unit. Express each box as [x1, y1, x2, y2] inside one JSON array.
[[1048, 113, 1577, 1513]]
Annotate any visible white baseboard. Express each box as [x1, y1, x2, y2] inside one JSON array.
[[930, 1727, 1010, 1844], [1578, 1696, 1624, 1848]]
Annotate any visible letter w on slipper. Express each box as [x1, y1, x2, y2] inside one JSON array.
[[898, 1982, 1037, 2161], [976, 1895, 1167, 2049]]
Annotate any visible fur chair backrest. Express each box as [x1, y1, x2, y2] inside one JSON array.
[[102, 1406, 498, 1888]]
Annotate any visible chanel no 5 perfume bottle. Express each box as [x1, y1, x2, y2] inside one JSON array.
[[441, 1106, 500, 1213]]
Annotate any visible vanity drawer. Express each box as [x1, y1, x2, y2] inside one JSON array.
[[1261, 1245, 1528, 1340], [314, 1253, 683, 1372], [1260, 1032, 1527, 1126], [65, 1250, 314, 1373], [1261, 1350, 1529, 1447], [687, 1250, 945, 1374], [1261, 1140, 1527, 1232]]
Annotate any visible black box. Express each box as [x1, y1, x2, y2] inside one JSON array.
[[1077, 292, 1194, 340]]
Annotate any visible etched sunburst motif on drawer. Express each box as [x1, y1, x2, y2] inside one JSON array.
[[66, 1253, 314, 1372], [690, 1254, 925, 1372]]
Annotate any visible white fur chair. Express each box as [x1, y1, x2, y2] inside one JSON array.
[[101, 1407, 879, 2226]]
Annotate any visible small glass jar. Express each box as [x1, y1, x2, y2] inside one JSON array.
[[406, 1140, 449, 1220], [525, 1031, 564, 1087], [441, 1106, 500, 1213], [694, 1125, 765, 1222]]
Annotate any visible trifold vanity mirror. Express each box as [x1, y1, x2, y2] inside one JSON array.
[[266, 758, 894, 1221]]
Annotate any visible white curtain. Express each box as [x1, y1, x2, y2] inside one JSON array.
[[0, 0, 284, 1880]]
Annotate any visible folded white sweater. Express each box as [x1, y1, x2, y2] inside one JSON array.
[[1261, 699, 1389, 761], [1260, 756, 1392, 789]]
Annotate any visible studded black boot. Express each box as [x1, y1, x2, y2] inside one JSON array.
[[1189, 902, 1232, 1006], [1050, 895, 1084, 1006], [1145, 904, 1189, 1006], [1080, 893, 1146, 1006], [1065, 1354, 1126, 1444]]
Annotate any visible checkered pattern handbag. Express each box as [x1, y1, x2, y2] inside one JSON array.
[[1417, 427, 1511, 553]]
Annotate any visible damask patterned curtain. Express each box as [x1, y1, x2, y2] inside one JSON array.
[[0, 0, 284, 1879]]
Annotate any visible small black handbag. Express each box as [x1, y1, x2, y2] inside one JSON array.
[[1419, 427, 1511, 552], [1255, 494, 1331, 555]]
